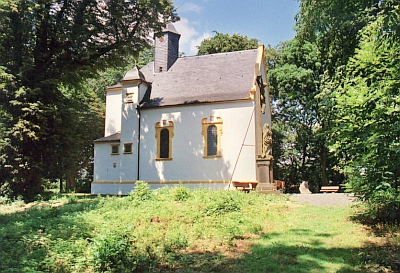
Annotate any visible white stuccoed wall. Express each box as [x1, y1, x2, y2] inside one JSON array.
[[93, 143, 121, 181], [117, 82, 144, 182], [104, 89, 122, 136], [138, 101, 257, 183], [92, 142, 137, 194], [93, 99, 261, 194]]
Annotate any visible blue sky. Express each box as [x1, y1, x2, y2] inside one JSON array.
[[173, 0, 300, 56]]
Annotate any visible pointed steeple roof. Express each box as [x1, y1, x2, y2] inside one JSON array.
[[122, 67, 145, 82], [163, 22, 180, 35]]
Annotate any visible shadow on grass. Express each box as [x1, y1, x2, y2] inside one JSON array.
[[0, 198, 102, 272], [241, 237, 362, 273], [158, 229, 397, 273], [0, 198, 397, 273]]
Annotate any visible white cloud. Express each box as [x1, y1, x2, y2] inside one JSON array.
[[174, 18, 197, 47], [177, 2, 203, 14], [188, 32, 212, 55], [174, 18, 212, 56]]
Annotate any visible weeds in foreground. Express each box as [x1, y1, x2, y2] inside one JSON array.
[[0, 186, 398, 272]]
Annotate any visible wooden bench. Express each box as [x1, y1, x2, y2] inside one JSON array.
[[320, 186, 340, 193], [274, 180, 285, 191], [232, 182, 258, 192]]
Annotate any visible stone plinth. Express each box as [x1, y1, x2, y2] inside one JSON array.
[[256, 156, 276, 193]]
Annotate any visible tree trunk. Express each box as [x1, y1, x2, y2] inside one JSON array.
[[320, 144, 328, 186], [59, 177, 63, 193], [66, 171, 76, 192]]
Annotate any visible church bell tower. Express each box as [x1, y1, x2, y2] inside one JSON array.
[[154, 23, 180, 73]]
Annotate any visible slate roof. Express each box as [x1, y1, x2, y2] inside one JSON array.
[[122, 67, 145, 82], [163, 23, 180, 35], [106, 82, 122, 90], [139, 49, 258, 108], [94, 132, 120, 143]]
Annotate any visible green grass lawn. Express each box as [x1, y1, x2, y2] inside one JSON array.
[[0, 185, 398, 273]]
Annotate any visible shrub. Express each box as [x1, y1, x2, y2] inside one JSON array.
[[129, 181, 153, 201], [91, 233, 142, 273], [67, 194, 78, 204], [162, 230, 189, 253], [0, 195, 10, 205], [171, 186, 192, 202], [203, 191, 242, 216], [362, 186, 400, 223]]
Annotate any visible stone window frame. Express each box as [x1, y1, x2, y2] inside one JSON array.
[[125, 86, 137, 103], [123, 143, 133, 154], [201, 116, 223, 158], [110, 144, 120, 155], [155, 120, 174, 161]]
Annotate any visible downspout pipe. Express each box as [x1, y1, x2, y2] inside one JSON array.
[[136, 82, 152, 181], [137, 107, 141, 181], [136, 80, 143, 182]]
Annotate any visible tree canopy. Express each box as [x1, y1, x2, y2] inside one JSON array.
[[268, 39, 331, 191], [196, 32, 258, 55], [0, 0, 178, 201], [329, 3, 400, 221], [270, 0, 399, 221]]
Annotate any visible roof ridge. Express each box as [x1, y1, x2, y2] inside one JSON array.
[[181, 48, 258, 59]]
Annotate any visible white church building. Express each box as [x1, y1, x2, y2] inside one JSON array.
[[91, 24, 273, 195]]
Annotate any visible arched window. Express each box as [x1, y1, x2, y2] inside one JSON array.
[[155, 120, 174, 160], [207, 125, 218, 156], [160, 129, 169, 158], [202, 116, 223, 158]]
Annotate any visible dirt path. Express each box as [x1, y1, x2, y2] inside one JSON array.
[[289, 193, 358, 206]]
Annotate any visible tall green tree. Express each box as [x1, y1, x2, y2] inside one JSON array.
[[197, 32, 258, 55], [269, 0, 390, 191], [329, 3, 400, 222], [295, 0, 380, 72], [87, 47, 155, 103], [276, 0, 399, 222], [0, 0, 177, 201], [268, 40, 336, 191]]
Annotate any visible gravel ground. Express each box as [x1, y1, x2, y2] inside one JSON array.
[[289, 193, 358, 206]]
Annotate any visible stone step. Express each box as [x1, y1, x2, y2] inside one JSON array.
[[256, 183, 276, 191], [257, 190, 282, 195], [256, 183, 281, 195]]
